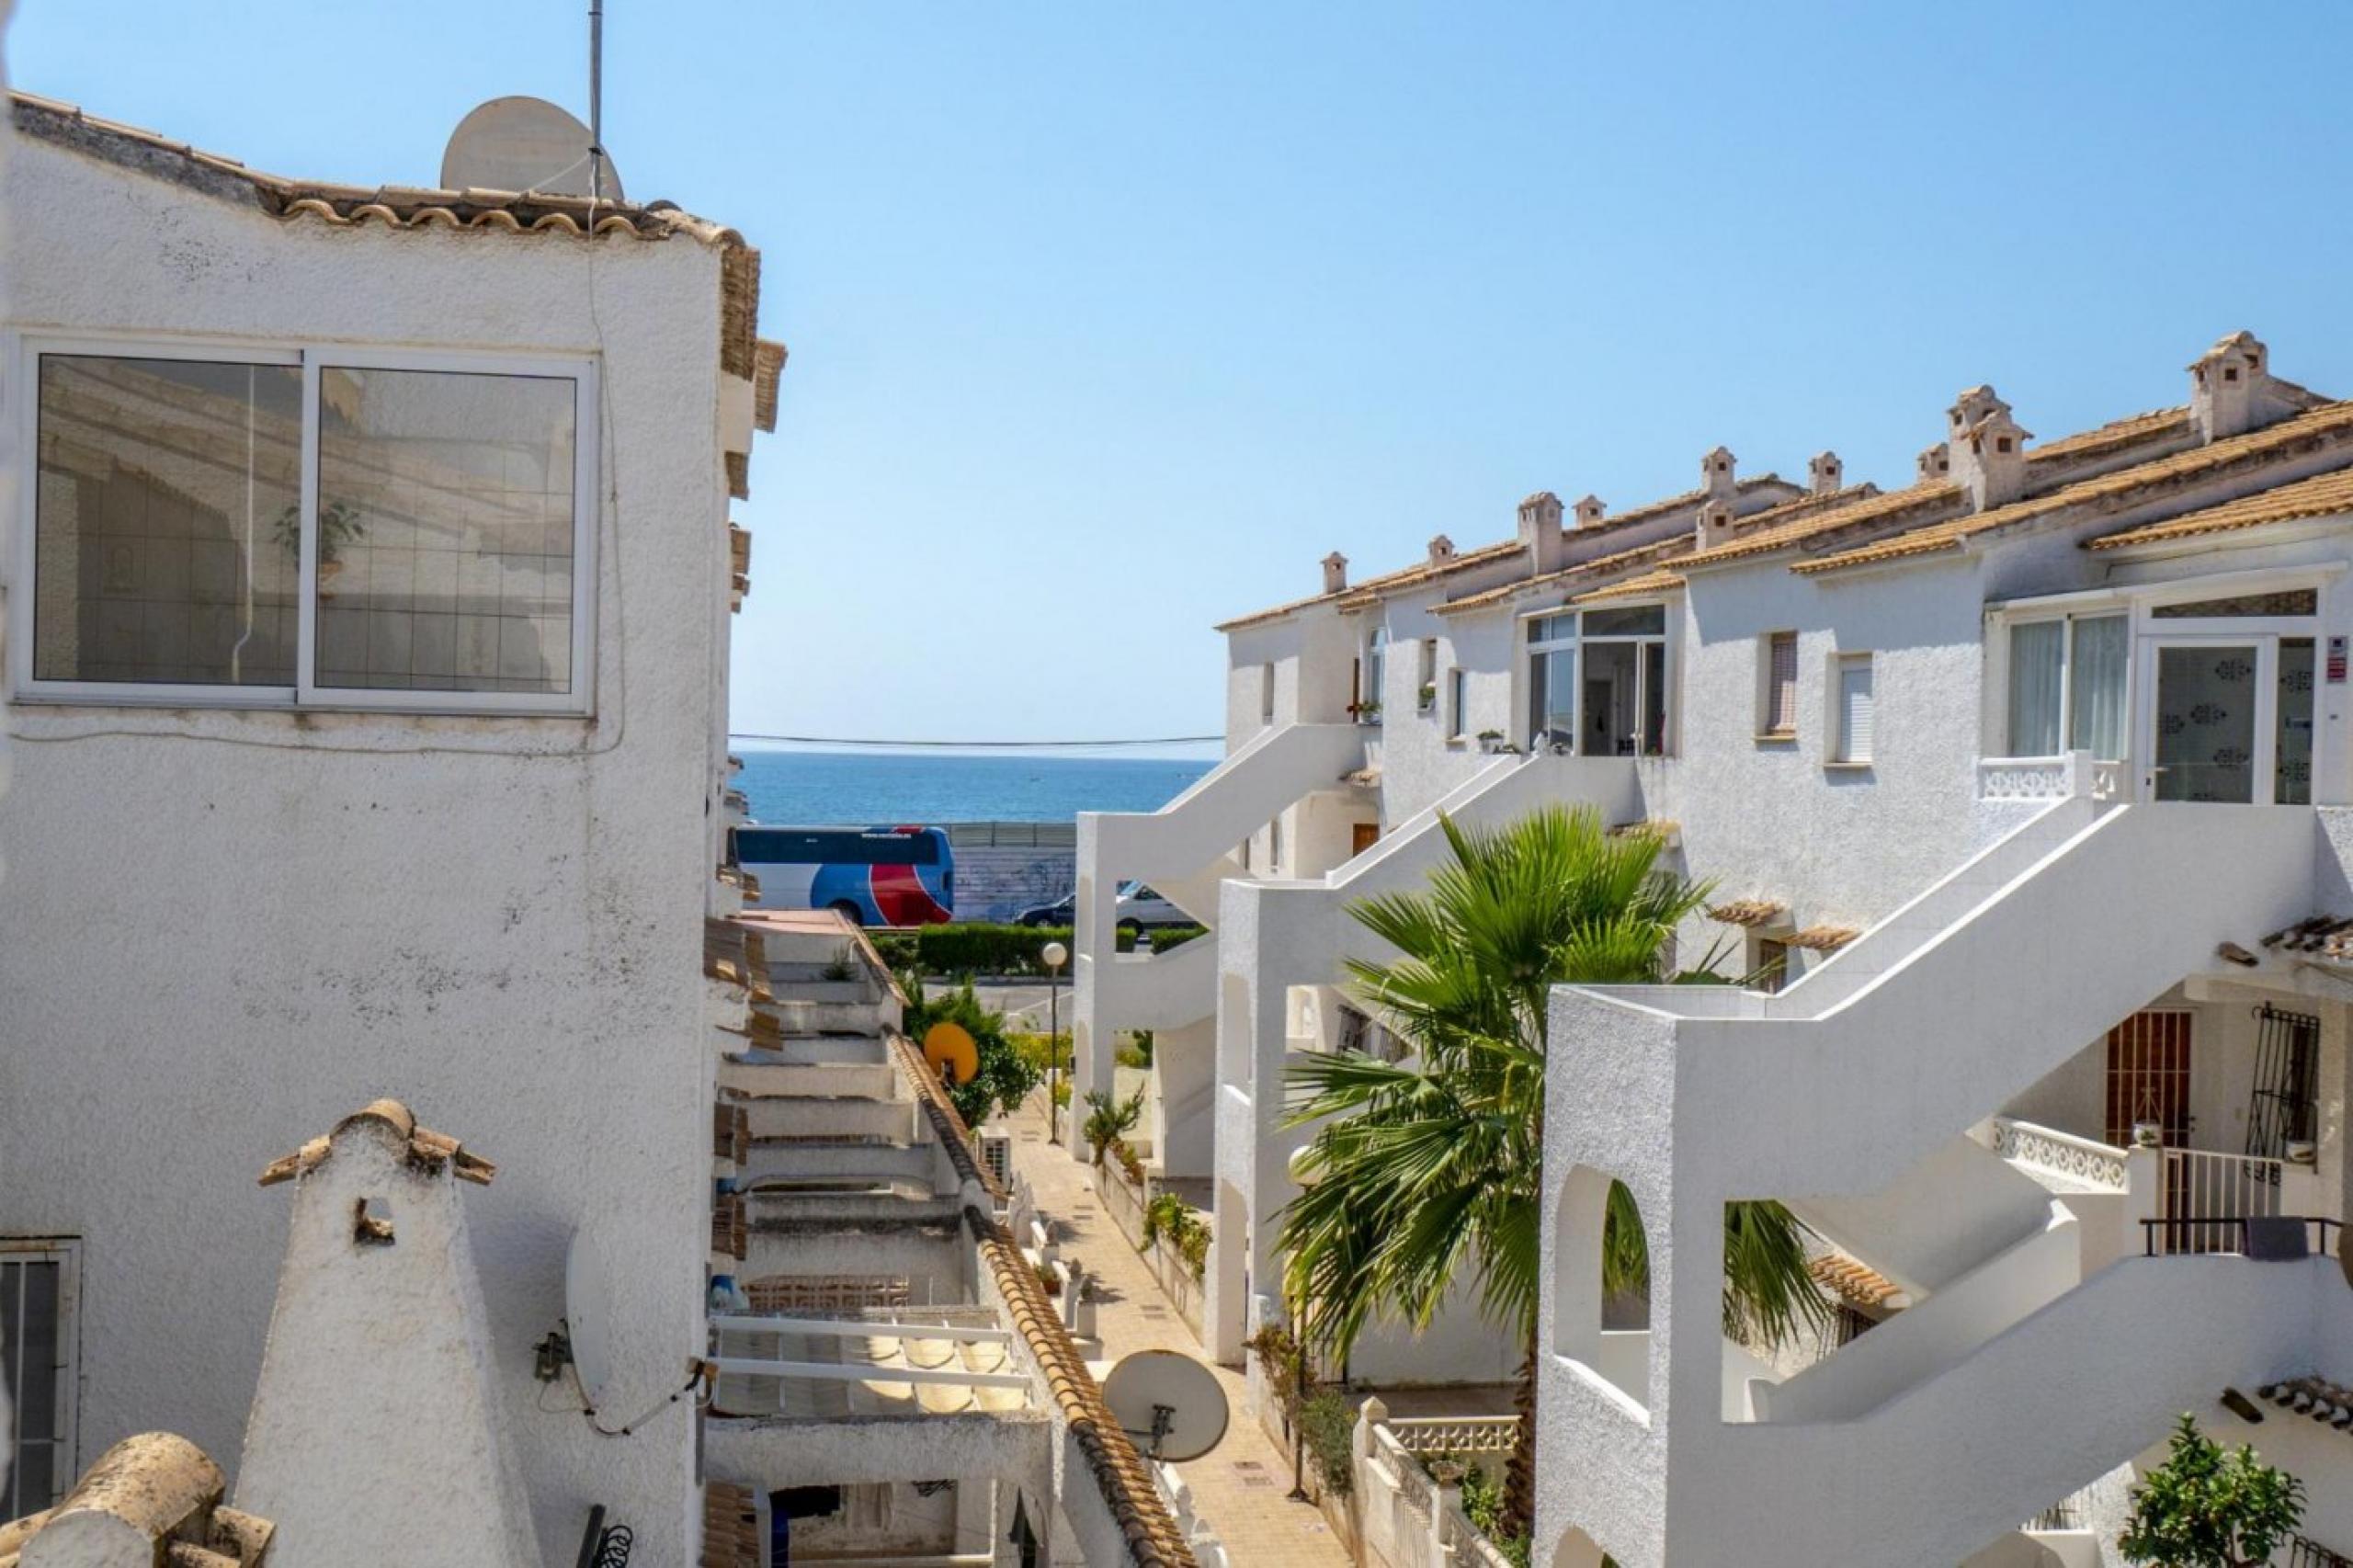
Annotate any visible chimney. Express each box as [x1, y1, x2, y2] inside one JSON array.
[[1946, 385, 2030, 509], [1322, 551, 1348, 595], [1917, 442, 1951, 483], [2190, 331, 2268, 442], [1572, 494, 1607, 529], [1427, 534, 1456, 565], [1518, 491, 1567, 574], [1695, 499, 1737, 551], [1808, 451, 1844, 494], [1701, 446, 1737, 499]]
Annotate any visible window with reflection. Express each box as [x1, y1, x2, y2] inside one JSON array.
[[2004, 612, 2126, 760], [1525, 605, 1669, 756], [22, 345, 591, 712]]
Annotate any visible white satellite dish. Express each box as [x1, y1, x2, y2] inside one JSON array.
[[564, 1228, 620, 1411], [441, 96, 622, 201], [1101, 1349, 1229, 1463]]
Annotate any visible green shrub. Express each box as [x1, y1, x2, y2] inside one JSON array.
[[902, 977, 1040, 1129], [1111, 1138, 1147, 1188], [1299, 1391, 1356, 1495], [873, 922, 1202, 978], [1009, 1031, 1071, 1073], [1083, 1088, 1145, 1166], [1142, 1193, 1211, 1280]]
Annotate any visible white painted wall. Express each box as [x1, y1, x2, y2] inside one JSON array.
[[0, 133, 736, 1562]]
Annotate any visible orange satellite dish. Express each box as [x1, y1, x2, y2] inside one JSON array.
[[923, 1022, 980, 1085]]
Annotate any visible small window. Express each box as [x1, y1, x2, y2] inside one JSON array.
[[1416, 638, 1438, 712], [1834, 653, 1875, 765], [1447, 667, 1468, 740], [1268, 812, 1284, 875], [1760, 631, 1798, 736], [1753, 937, 1790, 994], [1, 1241, 79, 1517], [1259, 663, 1275, 723]]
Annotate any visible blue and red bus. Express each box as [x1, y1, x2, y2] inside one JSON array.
[[730, 824, 954, 926]]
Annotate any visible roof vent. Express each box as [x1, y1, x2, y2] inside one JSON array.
[[1572, 494, 1608, 529], [1917, 442, 1952, 482], [1427, 534, 1456, 564], [1808, 451, 1843, 495], [1696, 500, 1737, 550], [1322, 551, 1349, 595], [2189, 330, 2270, 442], [1947, 386, 2031, 509]]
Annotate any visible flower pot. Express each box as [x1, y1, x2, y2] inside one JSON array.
[[2286, 1139, 2318, 1165], [2132, 1121, 2164, 1149]]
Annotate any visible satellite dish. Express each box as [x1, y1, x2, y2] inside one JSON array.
[[441, 96, 623, 200], [564, 1228, 620, 1411], [923, 1022, 980, 1085], [1102, 1349, 1229, 1463]]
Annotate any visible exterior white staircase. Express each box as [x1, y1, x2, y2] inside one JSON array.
[[1540, 796, 2329, 1568]]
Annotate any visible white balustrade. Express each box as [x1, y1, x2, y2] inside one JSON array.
[[2159, 1147, 2289, 1254], [1351, 1403, 1520, 1568], [1386, 1415, 1521, 1455], [1977, 756, 2077, 801], [1988, 1117, 2129, 1190]]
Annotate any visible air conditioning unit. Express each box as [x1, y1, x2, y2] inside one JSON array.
[[978, 1128, 1014, 1190]]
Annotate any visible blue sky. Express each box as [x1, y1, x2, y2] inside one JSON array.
[[17, 3, 2353, 752]]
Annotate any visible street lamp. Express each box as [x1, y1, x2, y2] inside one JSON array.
[[1041, 940, 1069, 1144]]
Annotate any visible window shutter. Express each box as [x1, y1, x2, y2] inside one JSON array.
[[1839, 654, 1876, 761], [1768, 632, 1798, 733]]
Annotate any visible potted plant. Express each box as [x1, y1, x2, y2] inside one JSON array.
[[273, 501, 366, 598], [2286, 1138, 2318, 1165], [2131, 1120, 2165, 1149], [1476, 729, 1510, 755], [1352, 699, 1382, 726], [1417, 681, 1438, 713]]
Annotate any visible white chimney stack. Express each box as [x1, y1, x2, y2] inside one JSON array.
[[1427, 534, 1456, 564], [1517, 492, 1567, 575], [1946, 385, 2030, 509], [1808, 451, 1843, 494], [2189, 331, 2268, 442], [1322, 551, 1349, 595], [1701, 446, 1737, 499], [1572, 494, 1607, 529]]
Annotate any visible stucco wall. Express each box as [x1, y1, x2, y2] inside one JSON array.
[[0, 133, 732, 1562]]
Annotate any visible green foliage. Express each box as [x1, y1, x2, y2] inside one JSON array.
[[1082, 1088, 1146, 1166], [1142, 1193, 1211, 1279], [1119, 1029, 1156, 1068], [819, 948, 857, 983], [1245, 1324, 1301, 1418], [1299, 1391, 1356, 1496], [2120, 1415, 2304, 1568], [903, 979, 1041, 1130], [1109, 1138, 1147, 1189], [1276, 804, 1828, 1542], [871, 922, 1203, 978], [1453, 1465, 1530, 1567], [1010, 1031, 1071, 1074]]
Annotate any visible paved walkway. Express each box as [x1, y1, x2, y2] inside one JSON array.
[[1005, 1094, 1348, 1566]]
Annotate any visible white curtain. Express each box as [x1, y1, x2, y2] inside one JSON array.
[[2068, 615, 2128, 760], [2007, 620, 2064, 756]]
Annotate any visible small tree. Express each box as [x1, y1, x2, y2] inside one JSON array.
[[904, 979, 1041, 1130], [1081, 1087, 1145, 1167], [2119, 1414, 2304, 1568]]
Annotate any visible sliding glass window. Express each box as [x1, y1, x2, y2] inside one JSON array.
[[1525, 605, 1669, 756], [2003, 612, 2124, 761], [17, 341, 596, 714]]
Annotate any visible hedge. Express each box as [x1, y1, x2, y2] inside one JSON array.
[[872, 922, 1204, 978]]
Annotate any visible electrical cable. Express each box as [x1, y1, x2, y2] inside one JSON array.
[[728, 733, 1222, 750]]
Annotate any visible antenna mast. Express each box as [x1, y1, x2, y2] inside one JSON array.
[[587, 0, 605, 208]]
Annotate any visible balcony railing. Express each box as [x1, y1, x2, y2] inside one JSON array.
[[1975, 753, 2123, 802], [2139, 1214, 2341, 1258], [2292, 1535, 2353, 1568], [1988, 1116, 2129, 1190]]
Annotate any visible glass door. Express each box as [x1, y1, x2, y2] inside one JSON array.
[[2146, 641, 2262, 802]]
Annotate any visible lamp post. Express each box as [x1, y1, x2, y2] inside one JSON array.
[[1042, 940, 1069, 1144]]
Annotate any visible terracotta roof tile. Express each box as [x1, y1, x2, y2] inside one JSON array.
[[1709, 899, 1788, 927], [1680, 482, 1965, 570], [1809, 1254, 1911, 1310], [257, 1099, 494, 1188], [1435, 534, 1698, 615], [1216, 475, 1796, 631], [2086, 463, 2353, 551], [1788, 924, 1860, 951], [1797, 401, 2353, 575], [2026, 405, 2192, 465], [2263, 914, 2353, 961], [12, 91, 745, 247], [1573, 567, 1685, 604]]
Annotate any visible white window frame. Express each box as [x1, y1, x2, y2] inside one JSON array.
[[10, 332, 600, 718], [1520, 601, 1673, 756], [1829, 650, 1875, 767], [1756, 629, 1799, 739], [1994, 608, 2129, 760], [1, 1237, 82, 1518], [1447, 665, 1468, 741]]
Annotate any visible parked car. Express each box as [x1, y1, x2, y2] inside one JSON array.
[[1014, 893, 1075, 928], [1113, 881, 1188, 933]]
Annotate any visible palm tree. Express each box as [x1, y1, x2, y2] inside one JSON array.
[[1276, 804, 1827, 1545]]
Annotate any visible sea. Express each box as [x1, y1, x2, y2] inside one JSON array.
[[733, 747, 1214, 826]]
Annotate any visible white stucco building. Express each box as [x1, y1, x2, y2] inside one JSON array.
[[0, 90, 777, 1562], [1079, 331, 2353, 1564]]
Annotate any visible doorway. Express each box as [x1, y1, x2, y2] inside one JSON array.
[[2105, 1010, 2191, 1147], [1352, 822, 1380, 858]]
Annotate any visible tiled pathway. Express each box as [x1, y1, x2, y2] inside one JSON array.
[[1006, 1094, 1349, 1566]]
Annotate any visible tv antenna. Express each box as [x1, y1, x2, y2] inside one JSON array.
[[1100, 1349, 1229, 1463]]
